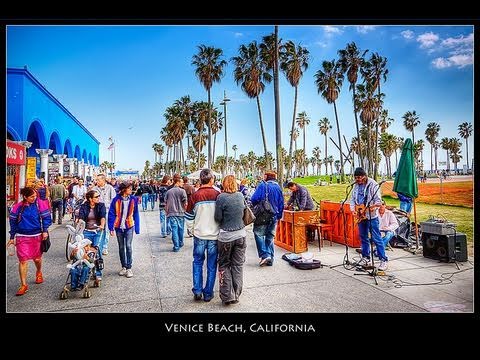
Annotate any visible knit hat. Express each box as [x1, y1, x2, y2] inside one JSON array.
[[354, 167, 367, 177]]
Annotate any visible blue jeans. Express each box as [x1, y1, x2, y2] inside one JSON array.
[[381, 230, 395, 248], [192, 237, 218, 300], [115, 228, 134, 269], [70, 265, 90, 289], [399, 201, 412, 214], [159, 208, 171, 236], [358, 217, 387, 261], [100, 211, 110, 252], [83, 230, 103, 278], [168, 216, 185, 251], [148, 194, 155, 210], [253, 219, 278, 261], [141, 194, 149, 211]]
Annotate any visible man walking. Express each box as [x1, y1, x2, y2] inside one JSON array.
[[93, 173, 117, 255], [185, 169, 220, 302]]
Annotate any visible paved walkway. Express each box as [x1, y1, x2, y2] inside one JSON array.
[[5, 208, 474, 313]]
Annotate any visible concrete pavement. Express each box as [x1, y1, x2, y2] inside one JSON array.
[[6, 208, 474, 313]]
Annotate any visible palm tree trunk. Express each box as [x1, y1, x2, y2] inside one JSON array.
[[466, 136, 469, 170], [213, 131, 217, 163], [434, 148, 438, 172], [430, 145, 433, 171], [287, 86, 298, 178], [324, 134, 328, 176], [180, 139, 185, 172], [303, 127, 307, 176], [207, 90, 213, 168], [446, 149, 450, 171], [274, 25, 283, 183], [352, 87, 363, 168], [366, 123, 372, 175], [256, 96, 269, 167], [333, 101, 344, 182], [395, 149, 398, 171]]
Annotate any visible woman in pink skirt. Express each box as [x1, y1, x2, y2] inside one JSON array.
[[8, 187, 52, 296]]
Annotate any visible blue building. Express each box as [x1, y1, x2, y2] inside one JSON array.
[[7, 67, 100, 191]]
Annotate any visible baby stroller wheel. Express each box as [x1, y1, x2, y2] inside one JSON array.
[[93, 279, 101, 287], [60, 289, 69, 300]]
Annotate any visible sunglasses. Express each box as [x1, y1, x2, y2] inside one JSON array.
[[93, 195, 100, 198]]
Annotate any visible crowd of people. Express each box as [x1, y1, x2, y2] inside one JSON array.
[[8, 166, 406, 303]]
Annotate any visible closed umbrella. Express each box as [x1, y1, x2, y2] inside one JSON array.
[[393, 138, 420, 249]]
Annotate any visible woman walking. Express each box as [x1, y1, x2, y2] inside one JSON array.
[[8, 187, 52, 296], [214, 175, 247, 305], [108, 182, 140, 278]]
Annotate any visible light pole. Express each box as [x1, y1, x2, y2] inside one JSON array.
[[219, 90, 231, 175]]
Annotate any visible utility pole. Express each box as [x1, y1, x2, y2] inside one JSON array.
[[220, 90, 231, 175]]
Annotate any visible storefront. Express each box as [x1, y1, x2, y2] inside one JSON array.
[[6, 140, 26, 204]]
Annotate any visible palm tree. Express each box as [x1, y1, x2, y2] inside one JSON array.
[[402, 110, 420, 144], [440, 137, 452, 172], [261, 30, 283, 178], [363, 52, 388, 180], [315, 60, 345, 182], [379, 133, 397, 177], [338, 41, 367, 168], [378, 109, 393, 133], [280, 40, 310, 179], [449, 138, 462, 173], [458, 122, 473, 170], [232, 145, 238, 161], [425, 122, 440, 171], [232, 41, 272, 167], [312, 146, 322, 176], [296, 111, 310, 176], [192, 45, 227, 168], [318, 117, 332, 176]]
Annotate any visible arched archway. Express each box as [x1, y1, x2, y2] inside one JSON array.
[[88, 153, 92, 165], [74, 145, 81, 160], [63, 139, 73, 158], [93, 155, 97, 166], [82, 149, 87, 162], [7, 126, 21, 141], [48, 131, 62, 154], [26, 120, 47, 156]]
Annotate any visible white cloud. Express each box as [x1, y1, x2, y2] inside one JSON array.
[[356, 25, 377, 34], [234, 32, 243, 38], [401, 30, 414, 40], [417, 32, 440, 48], [441, 33, 473, 48], [315, 41, 328, 48], [432, 54, 473, 69], [323, 26, 343, 36]]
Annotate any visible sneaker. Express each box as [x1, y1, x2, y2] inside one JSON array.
[[35, 271, 44, 284], [357, 257, 370, 267], [259, 257, 271, 266], [125, 269, 133, 278], [378, 261, 388, 271], [266, 259, 273, 266], [118, 267, 127, 276], [355, 248, 362, 254], [193, 293, 202, 301], [95, 276, 102, 281], [102, 249, 109, 255], [16, 284, 29, 296]]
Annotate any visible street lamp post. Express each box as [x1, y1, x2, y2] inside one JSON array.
[[219, 90, 231, 175]]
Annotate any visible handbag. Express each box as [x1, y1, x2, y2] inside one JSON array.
[[243, 200, 256, 226], [36, 200, 51, 253], [40, 234, 51, 253]]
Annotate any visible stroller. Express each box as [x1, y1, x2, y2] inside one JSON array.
[[59, 221, 103, 300]]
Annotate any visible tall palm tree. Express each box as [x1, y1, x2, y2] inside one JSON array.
[[363, 52, 388, 180], [378, 109, 393, 133], [425, 122, 440, 171], [296, 111, 310, 176], [449, 138, 462, 173], [402, 110, 420, 144], [338, 41, 367, 168], [260, 30, 283, 178], [458, 122, 473, 170], [192, 45, 227, 168], [232, 41, 272, 167], [315, 60, 345, 182], [280, 40, 310, 178], [312, 146, 322, 176], [318, 117, 332, 176]]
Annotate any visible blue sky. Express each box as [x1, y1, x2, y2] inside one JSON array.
[[7, 25, 474, 172]]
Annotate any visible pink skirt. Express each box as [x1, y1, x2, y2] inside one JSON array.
[[16, 234, 43, 262]]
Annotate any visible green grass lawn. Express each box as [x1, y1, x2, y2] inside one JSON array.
[[297, 183, 473, 248]]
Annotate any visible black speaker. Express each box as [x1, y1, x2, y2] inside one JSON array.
[[422, 232, 468, 262]]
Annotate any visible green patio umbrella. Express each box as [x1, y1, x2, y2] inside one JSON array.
[[393, 138, 418, 198], [393, 138, 420, 249]]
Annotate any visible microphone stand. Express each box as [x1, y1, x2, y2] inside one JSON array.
[[353, 181, 384, 285], [330, 183, 355, 269]]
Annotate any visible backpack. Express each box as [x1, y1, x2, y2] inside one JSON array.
[[158, 186, 168, 208], [252, 181, 275, 226]]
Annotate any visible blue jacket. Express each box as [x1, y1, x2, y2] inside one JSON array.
[[78, 202, 106, 224], [251, 180, 285, 220], [9, 200, 52, 239]]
